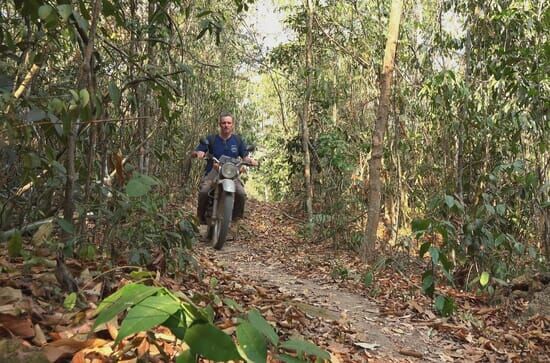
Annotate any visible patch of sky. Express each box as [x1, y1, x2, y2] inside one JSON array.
[[243, 0, 296, 54]]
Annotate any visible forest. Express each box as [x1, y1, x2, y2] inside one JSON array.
[[0, 0, 548, 361]]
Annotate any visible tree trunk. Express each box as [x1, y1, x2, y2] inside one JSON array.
[[141, 0, 156, 175], [362, 0, 403, 263], [301, 0, 314, 223], [63, 0, 102, 240]]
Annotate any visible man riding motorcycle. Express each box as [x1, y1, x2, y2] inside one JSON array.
[[191, 112, 258, 225]]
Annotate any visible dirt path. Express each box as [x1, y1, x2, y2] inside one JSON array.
[[195, 200, 459, 362]]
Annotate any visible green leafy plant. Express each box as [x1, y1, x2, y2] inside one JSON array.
[[434, 295, 455, 317], [330, 263, 349, 281], [94, 282, 330, 362], [102, 173, 194, 271]]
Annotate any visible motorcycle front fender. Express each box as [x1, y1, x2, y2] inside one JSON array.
[[219, 179, 236, 193]]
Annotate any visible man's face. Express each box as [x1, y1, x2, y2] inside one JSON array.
[[219, 116, 234, 135]]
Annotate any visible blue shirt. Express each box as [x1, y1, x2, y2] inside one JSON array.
[[195, 134, 249, 174]]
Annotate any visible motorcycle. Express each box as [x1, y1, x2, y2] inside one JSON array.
[[199, 138, 255, 249]]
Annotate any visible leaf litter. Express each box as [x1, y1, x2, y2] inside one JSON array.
[[0, 199, 547, 362]]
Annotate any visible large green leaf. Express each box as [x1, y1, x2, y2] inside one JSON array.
[[135, 174, 159, 186], [184, 322, 241, 361], [236, 322, 267, 363], [57, 4, 72, 21], [164, 310, 186, 339], [115, 295, 180, 344], [247, 309, 278, 346], [421, 270, 434, 297], [126, 179, 150, 197], [38, 5, 53, 19], [79, 89, 90, 107], [444, 195, 455, 209], [418, 242, 431, 258], [411, 218, 430, 233], [63, 292, 77, 311], [72, 10, 89, 32], [57, 219, 75, 234], [176, 350, 197, 363], [108, 82, 121, 106], [94, 283, 160, 328], [276, 354, 308, 363], [434, 295, 455, 316], [280, 338, 330, 361], [429, 246, 439, 265], [480, 271, 490, 287]]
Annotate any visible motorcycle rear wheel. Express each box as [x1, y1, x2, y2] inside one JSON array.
[[212, 192, 234, 250]]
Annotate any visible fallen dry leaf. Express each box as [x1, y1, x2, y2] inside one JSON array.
[[32, 223, 53, 246], [0, 313, 34, 337], [42, 338, 109, 362], [0, 286, 23, 305], [399, 349, 423, 358], [354, 342, 380, 350], [71, 350, 86, 363], [33, 324, 48, 346]]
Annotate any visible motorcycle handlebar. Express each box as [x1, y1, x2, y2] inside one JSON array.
[[200, 154, 258, 167]]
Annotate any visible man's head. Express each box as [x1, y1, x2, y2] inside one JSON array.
[[218, 112, 234, 138]]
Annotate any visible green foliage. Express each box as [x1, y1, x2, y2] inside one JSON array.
[[116, 295, 181, 345], [413, 165, 545, 312], [94, 282, 330, 362], [279, 338, 331, 361], [247, 309, 279, 346], [95, 283, 161, 327], [7, 231, 22, 258], [100, 175, 195, 270], [185, 322, 241, 361], [236, 322, 267, 363], [479, 271, 490, 287], [434, 295, 455, 317], [0, 0, 261, 274], [63, 292, 77, 311], [57, 219, 75, 235], [361, 271, 374, 287], [330, 263, 349, 281], [125, 173, 159, 198]]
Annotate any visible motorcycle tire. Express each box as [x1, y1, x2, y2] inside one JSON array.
[[206, 224, 213, 239], [212, 192, 234, 250]]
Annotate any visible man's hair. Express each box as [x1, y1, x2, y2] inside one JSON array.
[[218, 112, 234, 123]]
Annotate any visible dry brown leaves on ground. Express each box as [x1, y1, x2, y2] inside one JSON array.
[[0, 199, 548, 362]]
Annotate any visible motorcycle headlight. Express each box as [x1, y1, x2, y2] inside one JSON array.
[[221, 163, 239, 178]]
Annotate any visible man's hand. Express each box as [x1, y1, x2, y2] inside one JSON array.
[[192, 151, 206, 159], [243, 156, 259, 167]]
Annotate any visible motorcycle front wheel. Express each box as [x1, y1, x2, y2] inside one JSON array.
[[212, 192, 234, 250]]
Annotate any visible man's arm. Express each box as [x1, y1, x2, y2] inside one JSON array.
[[238, 137, 258, 166], [191, 150, 205, 159], [191, 142, 208, 159], [243, 155, 258, 166]]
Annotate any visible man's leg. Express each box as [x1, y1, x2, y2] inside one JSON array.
[[197, 171, 215, 224], [233, 179, 246, 220]]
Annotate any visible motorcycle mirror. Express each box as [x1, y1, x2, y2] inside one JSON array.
[[199, 137, 209, 146], [246, 145, 256, 152]]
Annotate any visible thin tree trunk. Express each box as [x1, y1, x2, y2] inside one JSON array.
[[302, 0, 314, 223], [362, 0, 403, 263], [456, 31, 471, 204], [268, 72, 288, 133], [63, 0, 102, 238], [391, 101, 402, 247], [142, 0, 156, 174]]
